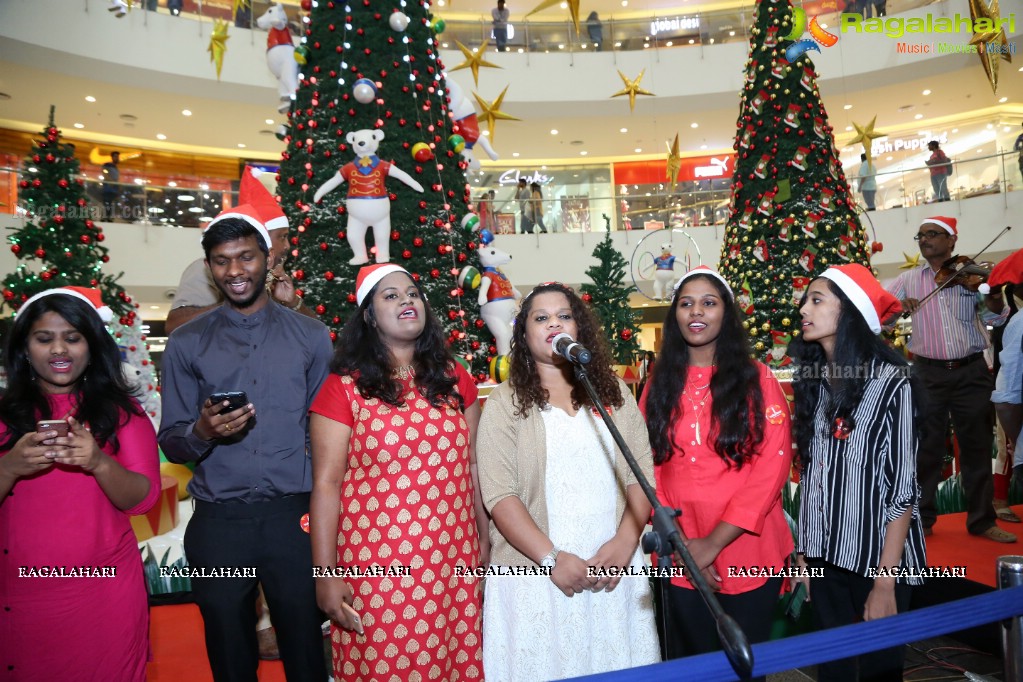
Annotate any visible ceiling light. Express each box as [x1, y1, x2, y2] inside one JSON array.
[[709, 38, 715, 44], [580, 151, 588, 156], [265, 119, 274, 125], [560, 1, 567, 7], [512, 152, 520, 157], [168, 181, 177, 187], [73, 123, 84, 129], [156, 133, 167, 140], [914, 114, 923, 119], [952, 128, 959, 133], [620, 128, 628, 133], [634, 148, 643, 153], [85, 96, 96, 103], [886, 156, 893, 161], [690, 123, 698, 129], [729, 31, 735, 36], [987, 123, 994, 129], [666, 41, 674, 46], [182, 109, 192, 116], [149, 305, 161, 310], [922, 89, 931, 95], [999, 97, 1008, 103], [843, 104, 852, 110], [977, 148, 983, 153], [238, 143, 246, 148], [188, 207, 204, 213], [550, 129, 559, 135], [178, 195, 195, 201], [688, 39, 694, 44], [845, 125, 853, 131], [621, 0, 627, 5], [1005, 126, 1013, 132]]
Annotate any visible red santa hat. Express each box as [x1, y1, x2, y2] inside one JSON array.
[[922, 216, 957, 236], [818, 263, 901, 334], [356, 264, 411, 306], [673, 265, 733, 299], [16, 286, 113, 322], [203, 203, 273, 249], [980, 247, 1023, 295], [240, 166, 289, 232]]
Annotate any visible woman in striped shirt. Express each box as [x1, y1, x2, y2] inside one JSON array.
[[790, 264, 927, 682]]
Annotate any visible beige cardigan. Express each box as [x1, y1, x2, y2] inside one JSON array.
[[476, 378, 655, 567]]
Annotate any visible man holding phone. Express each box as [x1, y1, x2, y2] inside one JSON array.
[[158, 207, 332, 681]]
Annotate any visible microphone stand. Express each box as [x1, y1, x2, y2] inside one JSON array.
[[572, 361, 754, 679]]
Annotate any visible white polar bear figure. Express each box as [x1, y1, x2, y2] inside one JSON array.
[[446, 79, 499, 171], [652, 243, 677, 301], [312, 129, 424, 265], [477, 231, 520, 356], [256, 4, 299, 113]]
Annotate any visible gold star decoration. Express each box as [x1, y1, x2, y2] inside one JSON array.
[[968, 0, 1011, 94], [472, 86, 521, 142], [848, 116, 883, 162], [666, 134, 682, 192], [527, 0, 581, 34], [900, 252, 921, 269], [208, 19, 230, 80], [611, 70, 655, 113], [450, 39, 502, 88], [233, 0, 250, 16]]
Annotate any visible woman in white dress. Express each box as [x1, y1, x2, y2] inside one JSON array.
[[476, 282, 661, 681]]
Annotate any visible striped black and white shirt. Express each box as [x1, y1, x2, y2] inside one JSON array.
[[797, 361, 928, 585]]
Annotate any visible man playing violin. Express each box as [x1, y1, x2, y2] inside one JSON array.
[[885, 216, 1013, 543]]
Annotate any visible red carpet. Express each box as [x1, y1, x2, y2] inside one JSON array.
[[147, 603, 286, 682], [926, 505, 1023, 588]]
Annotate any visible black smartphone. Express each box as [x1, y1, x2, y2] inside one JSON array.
[[36, 420, 70, 437], [209, 391, 249, 414]]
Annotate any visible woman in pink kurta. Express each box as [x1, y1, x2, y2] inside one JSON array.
[[0, 289, 160, 682], [640, 267, 793, 673]]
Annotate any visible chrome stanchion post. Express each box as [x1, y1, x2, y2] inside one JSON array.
[[999, 556, 1023, 682]]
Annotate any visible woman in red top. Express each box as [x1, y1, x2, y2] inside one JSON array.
[[641, 266, 793, 667], [309, 264, 488, 681]]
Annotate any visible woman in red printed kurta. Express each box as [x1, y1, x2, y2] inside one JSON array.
[[0, 289, 160, 682], [309, 265, 487, 681], [640, 267, 793, 672]]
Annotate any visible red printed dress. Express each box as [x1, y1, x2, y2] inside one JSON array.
[[310, 364, 483, 681]]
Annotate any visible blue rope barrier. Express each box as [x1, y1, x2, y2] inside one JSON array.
[[568, 585, 1023, 681]]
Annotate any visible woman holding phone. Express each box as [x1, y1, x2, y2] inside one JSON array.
[[0, 287, 160, 681], [309, 264, 487, 681], [790, 264, 926, 681]]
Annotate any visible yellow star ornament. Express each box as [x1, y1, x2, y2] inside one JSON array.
[[666, 134, 682, 192], [900, 252, 921, 269], [968, 0, 1011, 94], [472, 86, 521, 142], [450, 40, 502, 88], [611, 70, 655, 113], [849, 116, 883, 162], [527, 0, 581, 33], [208, 19, 230, 80]]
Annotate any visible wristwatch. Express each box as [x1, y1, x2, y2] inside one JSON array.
[[539, 547, 560, 568]]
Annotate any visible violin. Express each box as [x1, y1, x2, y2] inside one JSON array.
[[934, 255, 994, 292]]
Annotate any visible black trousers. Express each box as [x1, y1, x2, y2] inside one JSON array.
[[808, 561, 911, 682], [663, 577, 783, 681], [913, 360, 996, 534], [184, 494, 326, 682]]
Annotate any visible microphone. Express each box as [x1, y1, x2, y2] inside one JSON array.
[[552, 333, 592, 365]]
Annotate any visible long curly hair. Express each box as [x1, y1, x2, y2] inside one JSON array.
[[643, 274, 764, 467], [331, 273, 464, 410], [788, 278, 915, 467], [507, 282, 622, 416], [0, 295, 142, 453]]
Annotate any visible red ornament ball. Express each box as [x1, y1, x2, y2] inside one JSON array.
[[58, 179, 69, 189], [620, 329, 633, 341], [347, 293, 357, 304], [34, 248, 46, 258], [391, 230, 401, 241], [325, 271, 335, 281], [316, 304, 327, 315], [413, 237, 424, 247], [41, 272, 52, 281], [582, 293, 592, 303], [402, 249, 413, 259], [294, 270, 305, 280], [10, 245, 21, 255]]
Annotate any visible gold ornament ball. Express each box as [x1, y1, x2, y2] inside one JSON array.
[[784, 89, 791, 95], [782, 317, 791, 326], [761, 322, 771, 331], [742, 320, 750, 329], [771, 288, 779, 295], [755, 341, 765, 351]]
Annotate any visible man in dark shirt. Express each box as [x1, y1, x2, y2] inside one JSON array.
[[158, 208, 332, 681]]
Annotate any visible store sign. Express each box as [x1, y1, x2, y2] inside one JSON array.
[[870, 132, 948, 156], [613, 154, 737, 185], [694, 157, 730, 179], [650, 16, 700, 36], [497, 169, 553, 186]]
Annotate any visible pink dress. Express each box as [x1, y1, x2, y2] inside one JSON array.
[[0, 394, 161, 682], [310, 365, 484, 681]]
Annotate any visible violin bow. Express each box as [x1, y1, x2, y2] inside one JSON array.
[[903, 225, 1012, 317]]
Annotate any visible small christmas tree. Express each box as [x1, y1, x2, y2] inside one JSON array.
[[110, 317, 162, 429], [276, 3, 493, 381], [580, 216, 642, 364], [2, 107, 136, 325], [718, 0, 870, 365]]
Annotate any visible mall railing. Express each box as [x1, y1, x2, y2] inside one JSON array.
[[110, 0, 939, 56], [3, 146, 1019, 231]]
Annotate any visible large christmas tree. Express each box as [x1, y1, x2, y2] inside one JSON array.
[[2, 108, 137, 326], [277, 2, 493, 381], [580, 218, 641, 365], [718, 0, 871, 365]]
